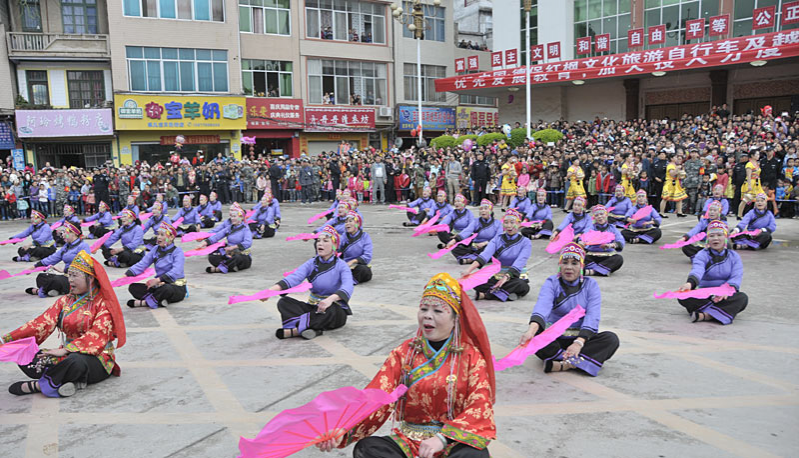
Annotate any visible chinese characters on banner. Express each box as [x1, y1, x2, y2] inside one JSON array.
[[434, 30, 799, 93], [649, 25, 666, 45], [455, 58, 466, 73], [547, 42, 561, 59], [628, 28, 644, 48], [576, 36, 592, 55], [505, 49, 519, 67], [530, 44, 544, 62], [160, 135, 220, 146], [467, 55, 479, 71], [784, 1, 799, 25], [16, 109, 113, 138], [398, 106, 456, 130], [0, 123, 15, 149], [456, 107, 499, 129], [491, 51, 503, 68], [595, 33, 611, 52], [246, 98, 304, 129], [304, 107, 375, 132], [709, 14, 730, 36], [685, 18, 705, 40], [753, 5, 776, 30]]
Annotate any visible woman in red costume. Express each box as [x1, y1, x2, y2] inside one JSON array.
[[319, 272, 495, 458], [2, 250, 126, 397]]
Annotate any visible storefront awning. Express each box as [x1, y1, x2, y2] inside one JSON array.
[[435, 30, 799, 96]]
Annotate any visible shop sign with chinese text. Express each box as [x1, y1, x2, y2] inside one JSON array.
[[247, 98, 304, 129], [398, 106, 456, 130], [16, 109, 113, 138], [304, 107, 375, 132], [114, 95, 246, 130]]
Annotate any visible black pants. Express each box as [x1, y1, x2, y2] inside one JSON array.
[[271, 180, 281, 202], [179, 224, 200, 234], [732, 184, 742, 213], [249, 222, 276, 239], [208, 251, 252, 272], [681, 244, 703, 259], [451, 243, 485, 263], [521, 220, 554, 239], [101, 246, 143, 267], [19, 351, 110, 397], [129, 282, 186, 307], [621, 227, 661, 244], [474, 275, 530, 302], [678, 291, 748, 325], [88, 225, 111, 238], [734, 232, 772, 250], [475, 179, 489, 203], [536, 332, 620, 377], [17, 245, 56, 261], [277, 296, 349, 333], [351, 264, 372, 284], [406, 210, 425, 226], [354, 436, 489, 458], [584, 254, 623, 276], [36, 273, 69, 295], [438, 231, 455, 245], [201, 216, 217, 228]]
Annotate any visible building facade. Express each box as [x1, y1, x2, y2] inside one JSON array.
[[468, 0, 799, 123], [0, 0, 501, 167]]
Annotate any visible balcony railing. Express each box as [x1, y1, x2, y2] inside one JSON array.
[[6, 32, 111, 60]]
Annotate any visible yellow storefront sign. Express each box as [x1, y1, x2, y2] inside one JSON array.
[[114, 95, 246, 131]]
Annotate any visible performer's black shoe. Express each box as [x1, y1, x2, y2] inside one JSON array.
[[9, 381, 40, 396]]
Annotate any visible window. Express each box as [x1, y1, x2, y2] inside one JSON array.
[[573, 0, 631, 56], [402, 2, 445, 41], [519, 1, 538, 62], [67, 71, 105, 108], [307, 59, 387, 105], [403, 64, 446, 102], [242, 59, 293, 97], [305, 0, 386, 44], [126, 47, 228, 92], [26, 70, 49, 106], [459, 94, 496, 106], [123, 0, 224, 21], [733, 0, 799, 37], [62, 0, 98, 34], [643, 0, 718, 47], [239, 0, 291, 35], [21, 0, 42, 32]]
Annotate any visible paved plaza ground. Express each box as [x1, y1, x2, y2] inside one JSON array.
[[0, 203, 797, 458]]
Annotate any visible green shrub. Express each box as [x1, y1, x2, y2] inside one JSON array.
[[430, 135, 457, 149], [477, 133, 507, 147], [508, 128, 528, 148], [532, 128, 564, 144]]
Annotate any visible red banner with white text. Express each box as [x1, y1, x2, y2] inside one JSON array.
[[435, 31, 799, 93]]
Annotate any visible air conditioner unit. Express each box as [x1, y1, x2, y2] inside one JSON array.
[[378, 106, 393, 118]]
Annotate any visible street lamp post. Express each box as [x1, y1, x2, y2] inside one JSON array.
[[524, 0, 532, 141], [391, 0, 441, 147]]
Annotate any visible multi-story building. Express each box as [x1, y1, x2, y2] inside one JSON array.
[[0, 0, 500, 166], [445, 0, 799, 123], [108, 0, 245, 165], [4, 0, 115, 168]]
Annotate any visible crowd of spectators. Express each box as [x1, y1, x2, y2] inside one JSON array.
[[2, 110, 797, 222]]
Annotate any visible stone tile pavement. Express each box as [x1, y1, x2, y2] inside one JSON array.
[[0, 203, 797, 458]]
